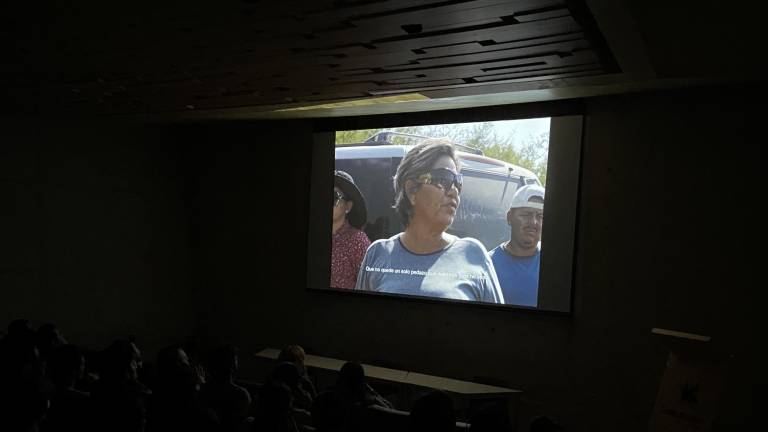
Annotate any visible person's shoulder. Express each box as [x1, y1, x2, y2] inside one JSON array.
[[351, 228, 371, 243], [488, 243, 506, 257], [367, 234, 400, 252], [69, 388, 90, 400], [56, 387, 90, 402], [232, 383, 252, 401], [453, 236, 489, 253]]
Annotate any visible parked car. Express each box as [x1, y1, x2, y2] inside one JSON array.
[[335, 132, 541, 250]]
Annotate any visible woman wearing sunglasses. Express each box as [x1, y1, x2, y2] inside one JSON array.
[[331, 170, 372, 289], [354, 140, 504, 304]]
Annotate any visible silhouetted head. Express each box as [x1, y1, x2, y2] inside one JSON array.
[[409, 391, 455, 432], [127, 335, 143, 370], [259, 381, 294, 418], [278, 344, 307, 374], [337, 361, 365, 392], [469, 402, 510, 432], [182, 339, 202, 366], [157, 344, 190, 369], [48, 344, 85, 389], [0, 319, 39, 377], [155, 344, 199, 392], [272, 361, 300, 389], [207, 345, 239, 382], [529, 416, 563, 432], [36, 323, 67, 360], [7, 318, 33, 336], [312, 391, 349, 432], [100, 339, 141, 382]]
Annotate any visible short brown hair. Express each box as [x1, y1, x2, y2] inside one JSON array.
[[278, 344, 306, 364], [393, 139, 459, 227]]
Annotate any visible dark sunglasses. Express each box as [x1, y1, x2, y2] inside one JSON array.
[[333, 190, 346, 206], [417, 168, 463, 194]]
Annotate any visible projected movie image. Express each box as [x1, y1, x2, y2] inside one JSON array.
[[331, 119, 550, 308]]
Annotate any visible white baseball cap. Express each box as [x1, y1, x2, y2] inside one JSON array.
[[509, 184, 545, 210]]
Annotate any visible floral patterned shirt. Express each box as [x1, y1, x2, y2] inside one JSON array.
[[331, 221, 371, 289]]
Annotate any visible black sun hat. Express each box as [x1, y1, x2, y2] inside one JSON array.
[[334, 170, 368, 229]]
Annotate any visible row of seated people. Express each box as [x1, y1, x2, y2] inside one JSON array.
[[0, 319, 563, 432]]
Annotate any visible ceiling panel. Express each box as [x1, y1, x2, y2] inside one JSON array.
[[2, 0, 618, 116]]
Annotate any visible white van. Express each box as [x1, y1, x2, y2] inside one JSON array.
[[336, 133, 541, 250]]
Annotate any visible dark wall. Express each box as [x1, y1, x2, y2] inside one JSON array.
[[1, 122, 196, 355], [571, 87, 762, 429], [1, 84, 761, 430], [182, 121, 316, 346], [192, 86, 763, 430]]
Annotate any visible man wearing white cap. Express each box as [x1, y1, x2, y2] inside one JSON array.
[[489, 184, 545, 307]]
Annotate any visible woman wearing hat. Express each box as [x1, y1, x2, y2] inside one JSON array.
[[331, 170, 371, 289], [353, 140, 504, 303]]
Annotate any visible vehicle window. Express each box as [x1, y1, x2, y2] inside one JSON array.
[[335, 157, 401, 242], [526, 177, 540, 185], [458, 158, 505, 171], [448, 170, 522, 250]]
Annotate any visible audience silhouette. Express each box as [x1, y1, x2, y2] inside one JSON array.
[[256, 378, 300, 432], [529, 415, 564, 432], [90, 338, 151, 432], [200, 345, 251, 431], [1, 320, 530, 432], [409, 390, 455, 432], [334, 362, 393, 410], [469, 401, 510, 432], [0, 319, 49, 432], [35, 323, 67, 363], [277, 345, 317, 410], [42, 344, 90, 432], [149, 344, 212, 432], [311, 390, 349, 432]]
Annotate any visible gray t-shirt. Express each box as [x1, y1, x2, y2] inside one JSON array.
[[354, 234, 504, 304]]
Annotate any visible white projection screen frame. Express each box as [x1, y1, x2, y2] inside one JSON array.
[[306, 115, 583, 313]]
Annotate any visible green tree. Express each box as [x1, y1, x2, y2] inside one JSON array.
[[335, 129, 380, 145], [517, 132, 549, 185], [335, 123, 549, 185]]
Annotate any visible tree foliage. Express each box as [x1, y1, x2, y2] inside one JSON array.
[[335, 122, 549, 185]]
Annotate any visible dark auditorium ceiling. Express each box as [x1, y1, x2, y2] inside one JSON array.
[[2, 0, 765, 119]]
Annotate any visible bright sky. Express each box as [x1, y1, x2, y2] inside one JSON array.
[[375, 117, 551, 152], [491, 117, 551, 148]]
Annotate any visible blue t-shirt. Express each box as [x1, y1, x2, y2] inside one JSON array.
[[354, 234, 504, 304], [489, 244, 540, 307]]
